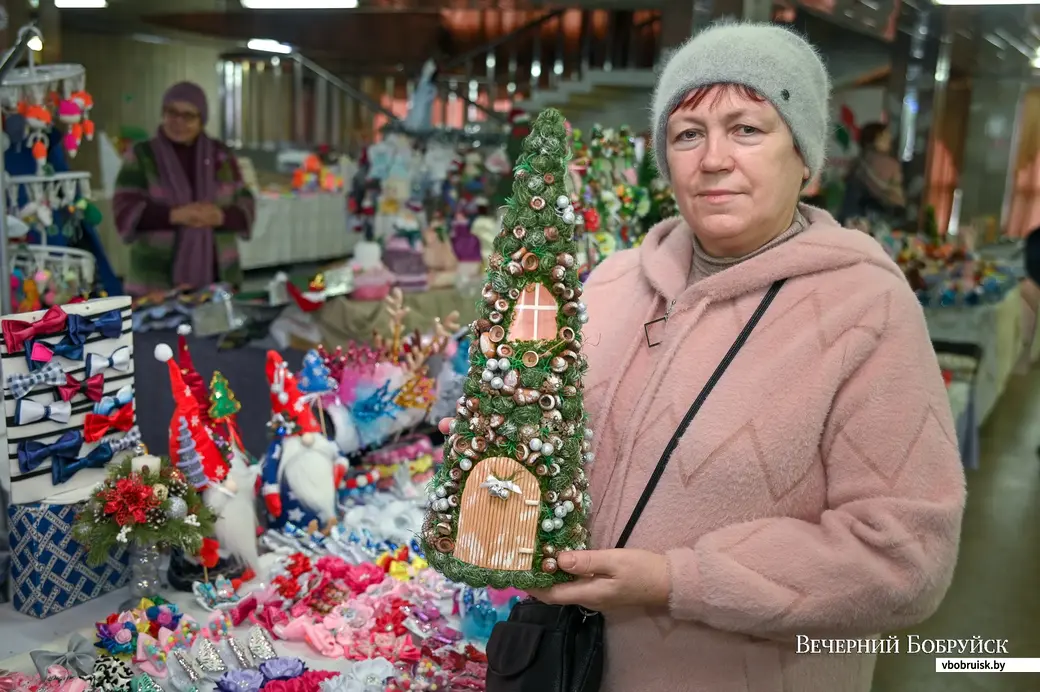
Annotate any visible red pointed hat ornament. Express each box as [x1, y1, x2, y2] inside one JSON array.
[[265, 351, 321, 435], [155, 342, 230, 486], [176, 324, 214, 429]]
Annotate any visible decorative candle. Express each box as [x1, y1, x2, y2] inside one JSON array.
[[131, 453, 161, 475]]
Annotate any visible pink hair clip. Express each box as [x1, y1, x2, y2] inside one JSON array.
[[202, 612, 232, 641], [134, 634, 167, 678]]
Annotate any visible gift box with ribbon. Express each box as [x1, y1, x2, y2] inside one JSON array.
[[8, 501, 129, 618]]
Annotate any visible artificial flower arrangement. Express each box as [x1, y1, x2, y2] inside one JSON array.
[[93, 597, 197, 659], [73, 457, 215, 567]]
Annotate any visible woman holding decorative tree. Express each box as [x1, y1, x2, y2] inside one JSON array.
[[432, 22, 965, 692]]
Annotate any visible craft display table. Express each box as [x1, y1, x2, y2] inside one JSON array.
[[0, 555, 366, 682], [315, 287, 481, 348], [238, 194, 355, 270], [924, 285, 1024, 425]]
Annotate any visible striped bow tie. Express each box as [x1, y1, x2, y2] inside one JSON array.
[[7, 361, 65, 400]]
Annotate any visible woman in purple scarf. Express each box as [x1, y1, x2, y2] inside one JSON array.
[[113, 82, 255, 296]]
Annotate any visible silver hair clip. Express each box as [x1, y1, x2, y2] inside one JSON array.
[[247, 627, 277, 662], [224, 636, 251, 669], [193, 639, 227, 675]]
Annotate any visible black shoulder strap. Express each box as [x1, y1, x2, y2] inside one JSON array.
[[614, 278, 786, 549]]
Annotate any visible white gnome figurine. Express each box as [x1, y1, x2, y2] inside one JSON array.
[[262, 351, 347, 532]]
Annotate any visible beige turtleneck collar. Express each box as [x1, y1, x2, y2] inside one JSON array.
[[689, 208, 807, 285]]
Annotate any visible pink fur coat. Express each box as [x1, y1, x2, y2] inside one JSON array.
[[580, 205, 966, 691]]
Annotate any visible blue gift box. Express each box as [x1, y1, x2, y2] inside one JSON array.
[[8, 502, 129, 618]]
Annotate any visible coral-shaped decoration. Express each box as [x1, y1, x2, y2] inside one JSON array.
[[421, 108, 593, 589]]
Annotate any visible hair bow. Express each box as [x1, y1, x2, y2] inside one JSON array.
[[3, 306, 68, 354], [134, 630, 178, 678], [26, 337, 84, 371], [66, 310, 123, 346], [85, 346, 131, 378], [30, 634, 96, 678], [7, 360, 65, 400], [84, 405, 135, 443], [52, 426, 141, 485], [57, 372, 104, 403], [95, 386, 134, 416], [17, 430, 84, 474], [14, 398, 72, 426]]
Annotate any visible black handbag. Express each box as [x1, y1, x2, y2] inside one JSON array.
[[485, 279, 786, 692]]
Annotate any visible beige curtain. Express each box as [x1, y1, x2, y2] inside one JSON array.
[[1004, 88, 1040, 239]]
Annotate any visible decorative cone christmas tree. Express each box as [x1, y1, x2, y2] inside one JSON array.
[[176, 416, 208, 490], [297, 350, 335, 396], [422, 108, 593, 589], [208, 372, 241, 421]]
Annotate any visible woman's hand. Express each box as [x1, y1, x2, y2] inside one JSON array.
[[526, 549, 672, 612], [170, 203, 225, 227], [438, 418, 452, 435]]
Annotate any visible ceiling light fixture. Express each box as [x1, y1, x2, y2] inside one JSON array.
[[247, 38, 293, 54], [240, 0, 358, 8], [933, 0, 1040, 5], [54, 0, 108, 7], [26, 36, 42, 52]]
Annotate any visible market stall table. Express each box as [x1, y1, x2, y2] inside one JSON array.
[[924, 285, 1024, 425], [315, 287, 480, 347], [238, 194, 355, 270]]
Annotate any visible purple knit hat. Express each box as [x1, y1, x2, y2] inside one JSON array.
[[163, 81, 208, 125]]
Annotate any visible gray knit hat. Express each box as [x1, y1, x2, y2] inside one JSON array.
[[652, 21, 830, 184]]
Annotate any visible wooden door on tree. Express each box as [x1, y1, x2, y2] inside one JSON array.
[[453, 456, 541, 571]]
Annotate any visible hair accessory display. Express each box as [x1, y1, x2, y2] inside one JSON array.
[[135, 634, 168, 678], [225, 637, 251, 670], [57, 372, 104, 403], [26, 336, 83, 370], [169, 651, 201, 692], [193, 576, 241, 612], [246, 627, 277, 662], [215, 670, 264, 692], [29, 634, 96, 678], [14, 398, 72, 426], [95, 386, 134, 415], [83, 404, 135, 443], [88, 656, 134, 692], [2, 305, 68, 353], [85, 345, 132, 378], [129, 675, 163, 692], [7, 360, 65, 399], [17, 430, 84, 474], [66, 310, 123, 345], [193, 638, 228, 675], [258, 658, 305, 682]]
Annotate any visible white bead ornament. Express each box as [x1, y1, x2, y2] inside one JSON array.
[[541, 443, 555, 456], [564, 500, 575, 512], [486, 359, 499, 371], [552, 517, 564, 529], [529, 438, 543, 452], [556, 195, 569, 209], [490, 377, 504, 390], [541, 519, 556, 532], [481, 370, 494, 382], [554, 505, 567, 518], [459, 459, 473, 471], [498, 358, 512, 370]]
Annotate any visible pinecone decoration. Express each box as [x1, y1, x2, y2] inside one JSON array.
[[146, 505, 166, 526]]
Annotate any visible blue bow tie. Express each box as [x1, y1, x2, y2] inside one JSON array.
[[66, 310, 123, 345], [17, 430, 84, 475], [51, 426, 142, 485], [94, 385, 134, 416], [24, 336, 84, 372]]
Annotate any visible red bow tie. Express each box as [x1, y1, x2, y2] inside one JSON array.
[[57, 372, 104, 403], [84, 404, 135, 443], [2, 305, 67, 353]]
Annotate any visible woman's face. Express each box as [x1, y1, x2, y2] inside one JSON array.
[[161, 99, 202, 144], [666, 86, 807, 257], [874, 128, 892, 153]]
